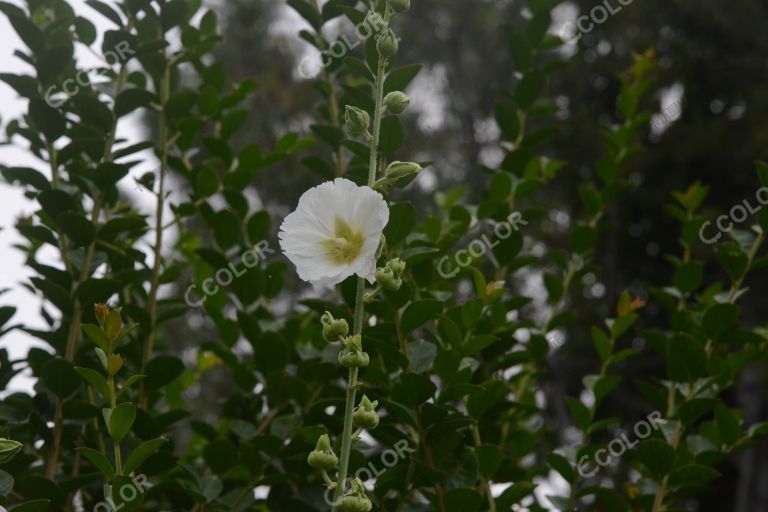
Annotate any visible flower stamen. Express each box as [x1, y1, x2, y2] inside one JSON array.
[[322, 217, 364, 264]]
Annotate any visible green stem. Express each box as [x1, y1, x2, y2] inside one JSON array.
[[108, 374, 123, 475], [331, 54, 388, 512], [140, 58, 171, 408]]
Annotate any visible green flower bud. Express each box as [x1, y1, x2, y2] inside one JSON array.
[[385, 161, 421, 181], [386, 258, 406, 275], [364, 10, 387, 34], [377, 30, 398, 59], [321, 311, 349, 342], [339, 350, 370, 368], [345, 105, 370, 135], [390, 0, 411, 13], [383, 91, 410, 115], [307, 434, 339, 470], [353, 395, 380, 429], [338, 334, 370, 368], [338, 478, 372, 512], [375, 266, 402, 291], [0, 438, 22, 464]]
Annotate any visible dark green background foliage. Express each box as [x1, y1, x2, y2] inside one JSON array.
[[0, 0, 766, 511]]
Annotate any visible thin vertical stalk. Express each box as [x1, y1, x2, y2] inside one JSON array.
[[140, 61, 171, 408], [108, 375, 123, 475], [331, 55, 387, 511]]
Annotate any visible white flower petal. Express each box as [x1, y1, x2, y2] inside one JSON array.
[[279, 178, 389, 286]]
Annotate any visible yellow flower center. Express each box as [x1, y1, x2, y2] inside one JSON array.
[[321, 217, 364, 264]]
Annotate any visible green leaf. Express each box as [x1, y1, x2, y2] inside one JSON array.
[[160, 0, 188, 31], [673, 262, 704, 293], [408, 340, 437, 373], [0, 3, 43, 53], [667, 334, 708, 382], [195, 166, 220, 197], [756, 161, 768, 187], [36, 45, 74, 86], [58, 212, 96, 246], [301, 156, 336, 180], [702, 303, 740, 340], [475, 445, 502, 478], [76, 447, 115, 480], [86, 0, 124, 26], [1, 166, 50, 191], [565, 397, 591, 431], [123, 438, 167, 474], [632, 439, 676, 479], [508, 30, 532, 71], [287, 0, 321, 29], [82, 324, 109, 352], [384, 64, 422, 93], [144, 355, 185, 390], [497, 481, 535, 509], [515, 71, 545, 109], [203, 439, 239, 474], [379, 116, 404, 156], [74, 16, 97, 45], [29, 99, 67, 141], [41, 358, 81, 399], [715, 242, 748, 281], [71, 93, 115, 134], [9, 500, 51, 512], [0, 468, 13, 497], [591, 327, 612, 362], [384, 202, 417, 246], [392, 373, 436, 406], [667, 464, 720, 487], [445, 488, 482, 512], [583, 374, 621, 404], [495, 102, 520, 142], [609, 315, 636, 339], [246, 210, 271, 245], [38, 189, 77, 222], [211, 209, 241, 249], [111, 474, 145, 512], [117, 375, 145, 398], [677, 398, 717, 425], [165, 89, 198, 119], [106, 402, 136, 441], [94, 162, 129, 190], [543, 272, 563, 304], [548, 453, 577, 482], [714, 405, 740, 446], [401, 300, 443, 333], [115, 88, 155, 118], [75, 367, 110, 400]]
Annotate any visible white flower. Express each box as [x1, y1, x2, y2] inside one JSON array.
[[279, 178, 389, 286]]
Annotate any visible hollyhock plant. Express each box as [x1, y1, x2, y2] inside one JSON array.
[[278, 178, 389, 286]]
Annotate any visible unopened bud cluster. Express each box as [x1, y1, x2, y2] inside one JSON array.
[[345, 106, 370, 136], [376, 258, 406, 291], [307, 434, 338, 471], [338, 334, 370, 368], [338, 478, 373, 512], [353, 395, 380, 429], [383, 91, 410, 115], [322, 311, 349, 342]]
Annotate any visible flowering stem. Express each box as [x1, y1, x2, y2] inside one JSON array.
[[332, 55, 388, 511]]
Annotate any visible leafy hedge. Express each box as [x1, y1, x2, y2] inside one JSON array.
[[0, 0, 766, 511]]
